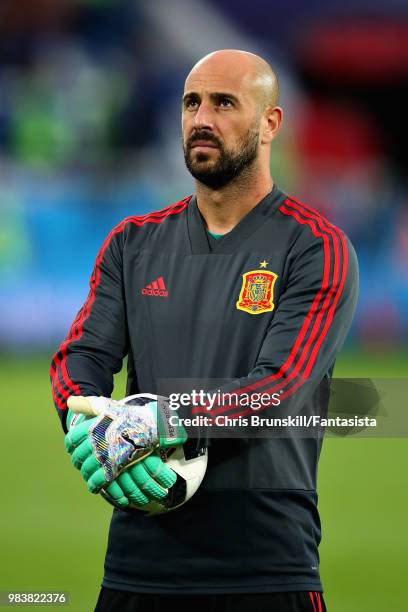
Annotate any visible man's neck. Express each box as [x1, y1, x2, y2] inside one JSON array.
[[195, 171, 273, 235]]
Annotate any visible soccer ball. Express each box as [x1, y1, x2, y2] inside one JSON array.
[[100, 394, 208, 516]]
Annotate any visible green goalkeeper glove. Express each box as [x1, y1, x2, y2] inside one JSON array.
[[103, 454, 177, 509], [64, 394, 185, 498], [65, 407, 177, 507]]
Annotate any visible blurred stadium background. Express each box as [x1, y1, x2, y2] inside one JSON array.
[[0, 1, 407, 610]]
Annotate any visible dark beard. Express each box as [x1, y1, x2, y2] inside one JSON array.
[[183, 128, 259, 189]]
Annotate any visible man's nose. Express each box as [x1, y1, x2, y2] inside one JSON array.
[[194, 101, 214, 129]]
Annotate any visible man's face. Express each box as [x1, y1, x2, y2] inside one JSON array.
[[182, 67, 261, 189]]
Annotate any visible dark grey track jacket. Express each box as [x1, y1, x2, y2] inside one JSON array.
[[51, 184, 358, 594]]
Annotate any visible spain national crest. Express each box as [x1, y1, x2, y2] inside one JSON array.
[[236, 270, 278, 315]]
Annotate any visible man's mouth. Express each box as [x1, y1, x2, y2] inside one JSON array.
[[190, 140, 219, 149]]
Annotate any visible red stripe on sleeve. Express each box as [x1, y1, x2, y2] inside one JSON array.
[[309, 592, 318, 612], [50, 370, 67, 411]]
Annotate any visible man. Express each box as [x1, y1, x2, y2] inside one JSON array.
[[51, 50, 358, 611]]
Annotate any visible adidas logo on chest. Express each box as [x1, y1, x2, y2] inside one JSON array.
[[141, 276, 168, 297]]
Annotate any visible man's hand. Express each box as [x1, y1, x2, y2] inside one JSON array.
[[103, 454, 178, 509], [65, 408, 177, 506], [64, 394, 186, 495]]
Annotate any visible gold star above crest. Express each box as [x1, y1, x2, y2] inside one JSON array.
[[259, 260, 269, 268]]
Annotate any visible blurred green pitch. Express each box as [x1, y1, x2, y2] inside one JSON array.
[[0, 351, 407, 612]]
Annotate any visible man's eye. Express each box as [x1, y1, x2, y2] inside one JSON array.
[[186, 99, 199, 109], [219, 98, 233, 107]]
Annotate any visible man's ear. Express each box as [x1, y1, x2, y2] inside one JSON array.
[[261, 106, 283, 144]]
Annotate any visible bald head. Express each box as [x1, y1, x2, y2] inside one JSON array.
[[185, 49, 279, 110]]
